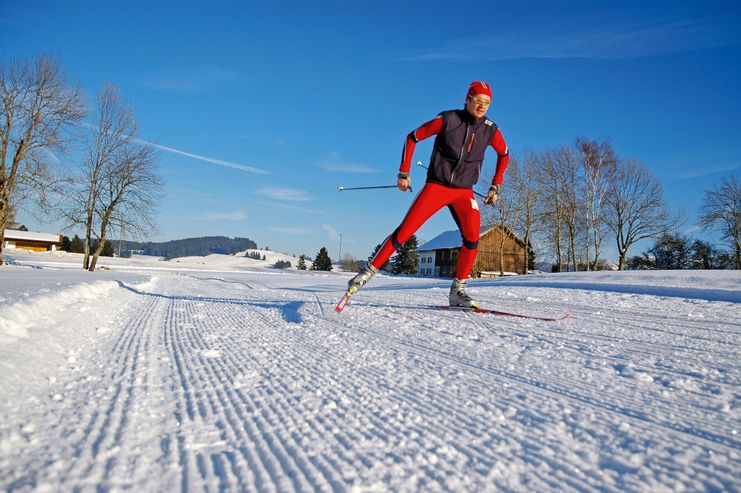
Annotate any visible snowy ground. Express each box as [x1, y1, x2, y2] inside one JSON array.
[[1, 250, 739, 492]]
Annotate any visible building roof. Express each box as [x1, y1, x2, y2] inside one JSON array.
[[418, 230, 462, 251], [4, 229, 61, 243], [418, 225, 533, 252]]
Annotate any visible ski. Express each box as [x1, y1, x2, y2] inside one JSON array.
[[335, 289, 355, 313], [434, 305, 570, 322]]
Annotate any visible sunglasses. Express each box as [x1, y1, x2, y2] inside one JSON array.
[[471, 97, 492, 106]]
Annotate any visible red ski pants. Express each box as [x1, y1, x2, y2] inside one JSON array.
[[371, 182, 480, 280]]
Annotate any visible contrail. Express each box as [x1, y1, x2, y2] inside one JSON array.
[[79, 122, 271, 175], [137, 140, 271, 175]]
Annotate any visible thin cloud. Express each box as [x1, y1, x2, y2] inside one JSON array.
[[322, 224, 342, 242], [256, 187, 313, 201], [676, 163, 741, 180], [319, 151, 379, 174], [399, 15, 741, 62]]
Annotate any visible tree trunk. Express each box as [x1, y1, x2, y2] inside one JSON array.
[[89, 231, 107, 272], [0, 202, 7, 264]]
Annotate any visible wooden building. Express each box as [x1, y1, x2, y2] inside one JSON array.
[[417, 225, 533, 278], [2, 229, 63, 252]]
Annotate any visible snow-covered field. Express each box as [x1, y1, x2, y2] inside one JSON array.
[[1, 250, 739, 492]]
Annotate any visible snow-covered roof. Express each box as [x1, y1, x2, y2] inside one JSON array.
[[418, 225, 530, 252], [3, 229, 61, 243], [417, 230, 462, 251]]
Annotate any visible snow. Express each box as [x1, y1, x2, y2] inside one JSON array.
[[1, 250, 739, 492]]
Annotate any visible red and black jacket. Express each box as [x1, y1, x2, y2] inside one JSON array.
[[400, 109, 509, 189]]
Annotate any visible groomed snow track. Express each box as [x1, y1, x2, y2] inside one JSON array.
[[1, 270, 739, 492]]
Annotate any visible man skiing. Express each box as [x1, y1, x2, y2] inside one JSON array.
[[346, 81, 510, 308]]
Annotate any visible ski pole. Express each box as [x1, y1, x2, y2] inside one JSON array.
[[338, 185, 413, 193], [416, 161, 487, 199]]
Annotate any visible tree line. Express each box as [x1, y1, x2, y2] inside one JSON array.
[[478, 139, 740, 271], [122, 236, 257, 260], [1, 54, 163, 271]]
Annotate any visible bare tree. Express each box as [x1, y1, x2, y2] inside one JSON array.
[[553, 146, 583, 272], [0, 55, 85, 264], [606, 159, 676, 270], [536, 148, 566, 271], [698, 173, 741, 268], [511, 150, 541, 274], [57, 83, 161, 271], [481, 157, 523, 275], [88, 141, 161, 271], [577, 137, 617, 269]]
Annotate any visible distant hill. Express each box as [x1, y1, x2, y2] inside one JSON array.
[[119, 236, 257, 260]]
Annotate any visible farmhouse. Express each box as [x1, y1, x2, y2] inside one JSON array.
[[2, 229, 63, 252], [417, 225, 534, 278]]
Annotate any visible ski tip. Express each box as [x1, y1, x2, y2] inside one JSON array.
[[335, 290, 353, 313]]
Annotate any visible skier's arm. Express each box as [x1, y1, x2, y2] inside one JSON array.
[[489, 128, 509, 186], [484, 129, 509, 206], [399, 116, 443, 176]]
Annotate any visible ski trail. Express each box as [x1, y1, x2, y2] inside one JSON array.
[[3, 271, 738, 492]]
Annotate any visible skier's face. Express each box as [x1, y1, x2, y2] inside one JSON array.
[[465, 95, 491, 119]]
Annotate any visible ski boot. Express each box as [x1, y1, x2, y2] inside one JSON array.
[[347, 264, 379, 295], [449, 278, 479, 309]]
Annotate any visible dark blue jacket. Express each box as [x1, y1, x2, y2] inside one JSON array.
[[427, 110, 498, 189]]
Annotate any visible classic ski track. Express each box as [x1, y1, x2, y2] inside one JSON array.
[[163, 298, 339, 492], [4, 293, 168, 490], [320, 302, 739, 454]]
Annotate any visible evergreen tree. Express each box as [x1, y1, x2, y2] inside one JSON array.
[[368, 243, 390, 271], [297, 255, 307, 270], [70, 235, 85, 253], [690, 239, 718, 269], [89, 240, 114, 257], [649, 233, 691, 269], [61, 236, 72, 252], [101, 240, 115, 257], [627, 253, 656, 270], [311, 247, 333, 271], [391, 235, 419, 275]]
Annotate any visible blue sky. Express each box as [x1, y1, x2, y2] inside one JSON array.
[[3, 0, 740, 262]]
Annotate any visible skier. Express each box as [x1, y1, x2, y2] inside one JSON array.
[[347, 81, 510, 308]]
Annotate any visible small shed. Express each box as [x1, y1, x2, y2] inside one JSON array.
[[3, 229, 63, 252], [417, 225, 533, 278]]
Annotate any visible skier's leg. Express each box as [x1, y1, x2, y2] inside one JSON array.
[[369, 183, 449, 270], [445, 190, 481, 307], [448, 190, 481, 280]]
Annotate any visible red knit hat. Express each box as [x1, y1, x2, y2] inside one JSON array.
[[467, 81, 492, 100]]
